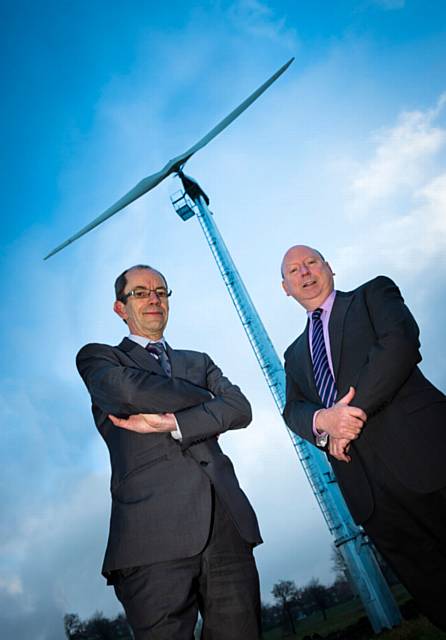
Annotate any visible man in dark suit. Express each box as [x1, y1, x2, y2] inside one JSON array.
[[281, 245, 446, 630], [77, 264, 262, 640]]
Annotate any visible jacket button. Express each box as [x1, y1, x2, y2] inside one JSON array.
[[200, 461, 208, 466]]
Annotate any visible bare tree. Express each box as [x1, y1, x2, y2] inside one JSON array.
[[261, 601, 282, 632], [271, 579, 300, 635], [301, 578, 332, 621], [64, 611, 132, 640], [331, 543, 349, 580], [64, 613, 87, 639]]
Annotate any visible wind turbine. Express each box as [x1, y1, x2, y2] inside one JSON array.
[[45, 59, 401, 632], [44, 59, 293, 260]]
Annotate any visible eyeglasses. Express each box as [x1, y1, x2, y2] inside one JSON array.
[[120, 287, 172, 303]]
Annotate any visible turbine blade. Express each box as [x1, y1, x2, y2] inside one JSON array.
[[44, 166, 170, 259], [45, 57, 294, 259], [177, 57, 294, 161]]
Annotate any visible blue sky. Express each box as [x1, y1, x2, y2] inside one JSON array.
[[2, 1, 446, 638]]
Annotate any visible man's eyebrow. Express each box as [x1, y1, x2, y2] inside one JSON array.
[[133, 285, 167, 290]]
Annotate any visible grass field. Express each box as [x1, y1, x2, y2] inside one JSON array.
[[262, 588, 446, 640]]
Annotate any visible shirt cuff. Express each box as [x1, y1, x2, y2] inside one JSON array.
[[313, 410, 328, 448], [170, 415, 182, 441]]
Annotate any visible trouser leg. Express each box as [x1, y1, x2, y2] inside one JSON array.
[[199, 493, 261, 640], [113, 556, 201, 640], [362, 457, 446, 631]]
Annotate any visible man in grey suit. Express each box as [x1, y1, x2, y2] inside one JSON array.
[[77, 264, 262, 640], [281, 245, 446, 630]]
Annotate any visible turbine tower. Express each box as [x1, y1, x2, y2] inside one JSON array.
[[45, 59, 401, 632]]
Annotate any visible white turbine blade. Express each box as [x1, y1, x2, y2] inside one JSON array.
[[177, 57, 294, 160], [44, 166, 170, 259], [45, 57, 294, 259]]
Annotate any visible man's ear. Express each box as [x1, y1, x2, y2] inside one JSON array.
[[113, 300, 127, 321], [281, 280, 290, 296], [326, 262, 335, 276]]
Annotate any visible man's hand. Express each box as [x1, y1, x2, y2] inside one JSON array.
[[329, 437, 352, 463], [315, 387, 366, 440], [109, 412, 177, 433]]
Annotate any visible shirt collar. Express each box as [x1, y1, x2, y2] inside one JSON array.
[[128, 334, 167, 349], [306, 289, 337, 319]]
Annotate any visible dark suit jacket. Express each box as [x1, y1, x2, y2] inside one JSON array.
[[76, 337, 262, 574], [283, 276, 446, 524]]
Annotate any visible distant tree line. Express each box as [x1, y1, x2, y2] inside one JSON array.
[[64, 611, 133, 640], [64, 610, 202, 639], [262, 544, 360, 636], [262, 542, 400, 636], [262, 574, 354, 635]]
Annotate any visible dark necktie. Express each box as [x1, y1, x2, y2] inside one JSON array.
[[146, 342, 172, 377], [311, 308, 337, 407]]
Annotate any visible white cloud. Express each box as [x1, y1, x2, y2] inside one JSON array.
[[340, 170, 446, 280], [332, 93, 446, 391], [0, 577, 23, 596], [348, 93, 446, 217], [0, 473, 118, 639], [335, 94, 446, 280]]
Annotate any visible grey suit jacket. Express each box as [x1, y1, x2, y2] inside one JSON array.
[[284, 276, 446, 523], [77, 338, 262, 574]]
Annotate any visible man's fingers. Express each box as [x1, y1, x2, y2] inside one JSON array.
[[315, 404, 367, 439], [348, 406, 367, 422], [331, 438, 352, 462], [339, 420, 364, 439], [346, 415, 366, 432], [108, 414, 136, 430], [329, 438, 351, 463], [108, 413, 158, 433]]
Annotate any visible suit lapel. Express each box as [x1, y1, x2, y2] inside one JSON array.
[[165, 343, 188, 379], [117, 338, 189, 379], [329, 291, 354, 381], [289, 322, 319, 400], [117, 337, 165, 375]]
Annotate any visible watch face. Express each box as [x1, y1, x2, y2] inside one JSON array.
[[316, 434, 328, 447]]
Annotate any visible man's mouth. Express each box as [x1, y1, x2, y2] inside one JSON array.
[[302, 279, 317, 289]]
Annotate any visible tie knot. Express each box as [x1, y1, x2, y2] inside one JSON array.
[[146, 342, 165, 356], [146, 341, 171, 376], [312, 308, 323, 321]]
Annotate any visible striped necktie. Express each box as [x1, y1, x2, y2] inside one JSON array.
[[311, 308, 337, 407], [146, 342, 172, 377]]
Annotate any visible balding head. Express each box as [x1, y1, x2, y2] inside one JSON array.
[[281, 245, 325, 277], [114, 264, 168, 302], [281, 245, 334, 311]]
